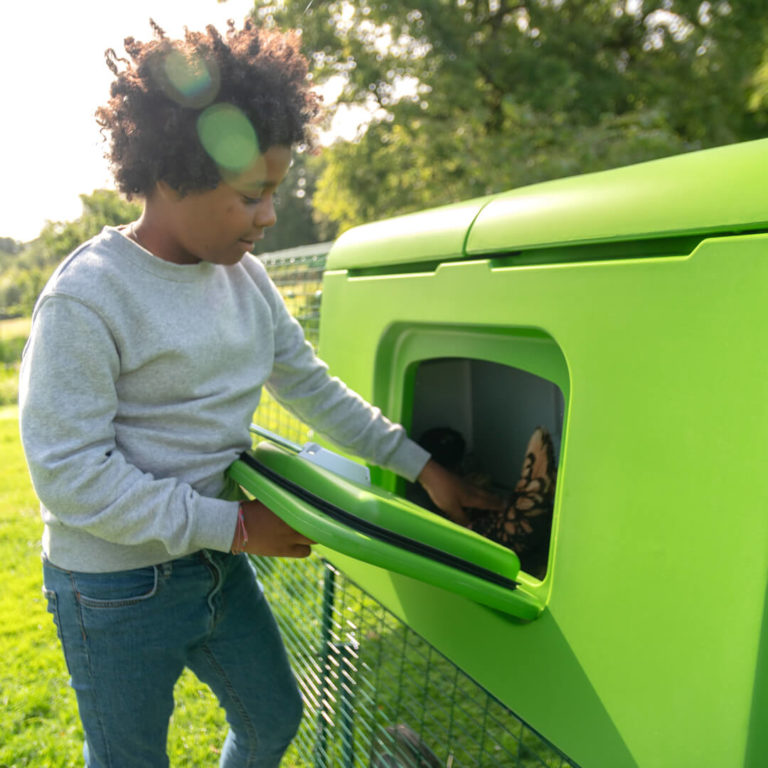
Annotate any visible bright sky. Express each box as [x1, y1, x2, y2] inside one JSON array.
[[0, 0, 353, 243]]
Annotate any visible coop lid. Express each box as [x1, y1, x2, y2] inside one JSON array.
[[228, 441, 542, 619], [466, 138, 768, 256], [325, 196, 492, 271], [325, 139, 768, 270]]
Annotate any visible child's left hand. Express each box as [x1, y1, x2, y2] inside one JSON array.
[[417, 459, 505, 527]]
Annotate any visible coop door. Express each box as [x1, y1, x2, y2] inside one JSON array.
[[228, 438, 542, 620]]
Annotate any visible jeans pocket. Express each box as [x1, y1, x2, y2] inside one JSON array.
[[72, 566, 159, 609], [43, 587, 61, 634], [43, 587, 76, 675]]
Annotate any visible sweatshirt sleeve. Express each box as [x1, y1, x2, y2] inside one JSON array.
[[19, 295, 238, 554], [259, 276, 430, 482]]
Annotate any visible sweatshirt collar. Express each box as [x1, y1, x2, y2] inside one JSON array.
[[102, 226, 218, 283]]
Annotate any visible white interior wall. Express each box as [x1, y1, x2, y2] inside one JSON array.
[[411, 358, 564, 491]]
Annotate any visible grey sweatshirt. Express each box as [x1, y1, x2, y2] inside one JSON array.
[[19, 227, 429, 572]]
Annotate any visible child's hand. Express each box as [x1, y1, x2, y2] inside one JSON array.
[[417, 459, 505, 527], [235, 501, 315, 558]]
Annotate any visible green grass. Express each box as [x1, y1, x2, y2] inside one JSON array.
[[0, 406, 78, 766]]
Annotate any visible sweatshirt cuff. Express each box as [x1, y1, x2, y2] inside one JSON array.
[[385, 437, 431, 483], [195, 498, 240, 553]]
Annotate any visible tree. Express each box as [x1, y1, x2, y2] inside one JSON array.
[[30, 189, 142, 270], [255, 0, 768, 230], [0, 237, 21, 255], [0, 238, 22, 275], [0, 190, 141, 317], [253, 151, 337, 253]]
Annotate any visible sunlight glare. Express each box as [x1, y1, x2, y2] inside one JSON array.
[[162, 50, 220, 108], [197, 104, 259, 173]]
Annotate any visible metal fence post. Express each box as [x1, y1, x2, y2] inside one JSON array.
[[314, 563, 337, 768], [339, 638, 358, 768]]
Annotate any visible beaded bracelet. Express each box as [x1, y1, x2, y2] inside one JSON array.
[[232, 502, 248, 553]]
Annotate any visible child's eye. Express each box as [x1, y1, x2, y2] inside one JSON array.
[[240, 189, 279, 206]]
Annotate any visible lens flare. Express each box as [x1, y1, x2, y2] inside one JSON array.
[[197, 104, 260, 173], [165, 51, 211, 96], [156, 50, 219, 108]]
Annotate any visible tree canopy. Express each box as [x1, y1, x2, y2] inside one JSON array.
[[253, 151, 335, 253], [0, 164, 329, 318], [256, 0, 768, 231], [0, 190, 141, 318]]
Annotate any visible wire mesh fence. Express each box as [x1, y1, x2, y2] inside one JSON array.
[[253, 556, 576, 768], [256, 242, 331, 445], [255, 245, 577, 768]]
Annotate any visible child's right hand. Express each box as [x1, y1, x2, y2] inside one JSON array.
[[234, 501, 315, 558]]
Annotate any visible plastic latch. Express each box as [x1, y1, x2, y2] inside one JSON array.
[[297, 443, 371, 486]]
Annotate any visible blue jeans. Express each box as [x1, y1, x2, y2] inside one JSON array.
[[42, 550, 303, 767]]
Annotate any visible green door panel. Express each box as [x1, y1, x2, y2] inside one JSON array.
[[228, 441, 543, 620]]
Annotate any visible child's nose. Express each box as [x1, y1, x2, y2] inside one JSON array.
[[253, 197, 277, 229]]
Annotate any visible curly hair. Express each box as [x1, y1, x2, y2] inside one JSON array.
[[96, 19, 320, 198]]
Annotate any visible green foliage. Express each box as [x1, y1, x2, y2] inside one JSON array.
[[750, 48, 768, 123], [0, 190, 141, 318], [0, 367, 20, 407], [0, 269, 47, 320], [0, 336, 26, 366], [0, 237, 22, 255], [254, 151, 338, 253], [0, 171, 330, 318], [30, 189, 142, 269], [0, 238, 23, 274], [257, 0, 768, 230], [0, 318, 30, 405]]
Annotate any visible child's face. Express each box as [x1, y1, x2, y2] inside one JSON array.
[[156, 145, 292, 265]]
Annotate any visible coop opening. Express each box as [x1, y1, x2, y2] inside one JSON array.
[[406, 358, 565, 580]]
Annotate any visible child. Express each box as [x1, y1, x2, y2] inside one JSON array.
[[18, 19, 499, 767]]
